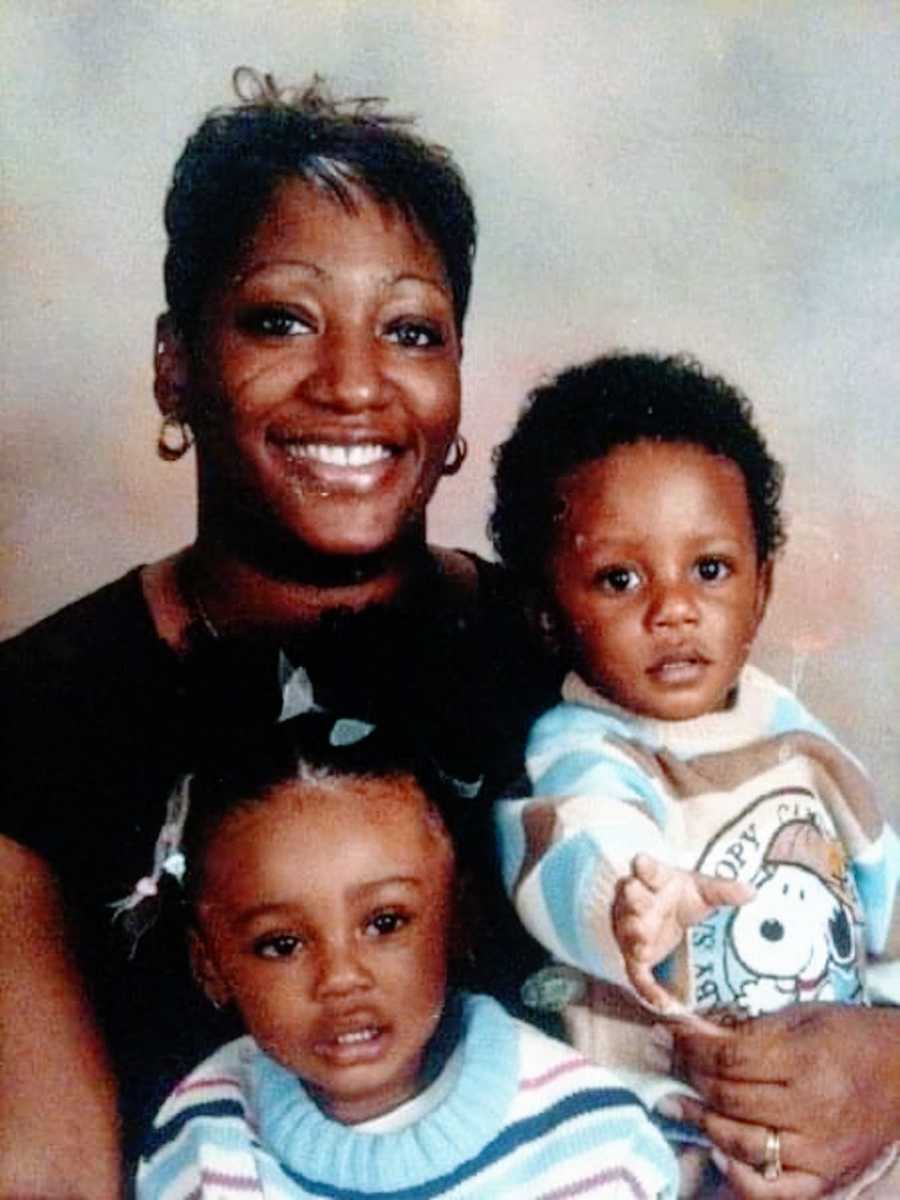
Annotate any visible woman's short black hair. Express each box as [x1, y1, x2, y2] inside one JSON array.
[[164, 69, 477, 339], [490, 351, 786, 584], [181, 711, 471, 906]]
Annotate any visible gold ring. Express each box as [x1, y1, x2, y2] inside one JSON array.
[[762, 1127, 782, 1181]]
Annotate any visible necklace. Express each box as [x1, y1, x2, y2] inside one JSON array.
[[177, 554, 220, 642]]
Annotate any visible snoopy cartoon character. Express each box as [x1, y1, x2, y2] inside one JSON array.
[[725, 819, 864, 1016]]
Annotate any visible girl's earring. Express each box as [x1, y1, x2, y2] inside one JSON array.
[[441, 434, 468, 476], [157, 413, 194, 461], [536, 607, 563, 657]]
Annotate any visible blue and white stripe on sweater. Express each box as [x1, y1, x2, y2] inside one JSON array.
[[496, 664, 900, 1005], [137, 994, 678, 1198]]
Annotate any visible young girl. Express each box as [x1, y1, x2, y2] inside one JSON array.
[[491, 353, 900, 1196], [136, 714, 678, 1198]]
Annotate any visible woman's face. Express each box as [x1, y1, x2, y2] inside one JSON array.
[[181, 178, 462, 560]]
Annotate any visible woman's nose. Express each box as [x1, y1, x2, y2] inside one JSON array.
[[314, 938, 372, 999], [306, 327, 384, 412], [646, 579, 699, 629]]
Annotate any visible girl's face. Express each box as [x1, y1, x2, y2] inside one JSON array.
[[170, 178, 462, 560], [191, 774, 455, 1124], [548, 440, 771, 721]]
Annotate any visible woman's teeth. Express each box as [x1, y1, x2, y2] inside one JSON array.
[[288, 443, 392, 467]]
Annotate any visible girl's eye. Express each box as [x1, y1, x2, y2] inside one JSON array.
[[385, 320, 444, 349], [238, 307, 315, 338], [365, 910, 408, 938], [596, 566, 641, 595], [254, 933, 302, 960], [695, 557, 732, 583]]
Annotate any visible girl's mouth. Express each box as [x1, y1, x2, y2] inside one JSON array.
[[314, 1023, 389, 1064]]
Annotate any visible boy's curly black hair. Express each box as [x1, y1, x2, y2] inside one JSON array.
[[489, 351, 785, 584]]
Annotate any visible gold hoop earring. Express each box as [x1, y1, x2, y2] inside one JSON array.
[[157, 414, 194, 461], [442, 434, 468, 476]]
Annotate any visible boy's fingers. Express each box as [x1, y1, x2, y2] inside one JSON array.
[[632, 853, 671, 890], [695, 874, 755, 909], [626, 961, 690, 1015]]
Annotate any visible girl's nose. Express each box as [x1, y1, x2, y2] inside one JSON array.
[[305, 327, 384, 412], [646, 579, 699, 630], [314, 938, 372, 999]]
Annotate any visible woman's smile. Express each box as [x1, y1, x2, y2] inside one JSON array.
[[187, 178, 462, 561]]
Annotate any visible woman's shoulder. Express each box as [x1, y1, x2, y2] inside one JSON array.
[[0, 566, 167, 706], [0, 566, 151, 670]]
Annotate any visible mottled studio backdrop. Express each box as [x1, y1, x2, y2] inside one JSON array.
[[2, 1, 898, 813]]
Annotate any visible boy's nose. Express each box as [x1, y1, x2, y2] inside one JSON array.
[[646, 580, 699, 629], [305, 328, 385, 412]]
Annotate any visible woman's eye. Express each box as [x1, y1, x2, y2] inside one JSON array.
[[365, 911, 408, 938], [238, 307, 314, 338], [254, 933, 302, 960], [385, 320, 443, 349], [597, 566, 641, 594], [695, 557, 731, 583]]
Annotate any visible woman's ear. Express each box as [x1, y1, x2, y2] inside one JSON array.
[[154, 312, 190, 418], [188, 927, 230, 1011]]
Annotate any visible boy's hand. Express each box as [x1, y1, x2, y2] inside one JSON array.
[[612, 853, 754, 1012]]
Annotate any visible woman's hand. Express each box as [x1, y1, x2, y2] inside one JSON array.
[[669, 1003, 900, 1198]]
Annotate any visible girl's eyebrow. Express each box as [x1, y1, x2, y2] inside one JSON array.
[[353, 875, 424, 898], [228, 877, 425, 927]]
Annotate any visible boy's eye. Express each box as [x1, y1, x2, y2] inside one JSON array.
[[365, 910, 409, 938], [596, 566, 641, 594], [385, 320, 444, 349], [695, 557, 732, 583], [254, 933, 303, 960], [238, 307, 315, 338]]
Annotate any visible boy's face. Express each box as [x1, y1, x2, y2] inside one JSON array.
[[548, 439, 770, 721], [191, 774, 454, 1124]]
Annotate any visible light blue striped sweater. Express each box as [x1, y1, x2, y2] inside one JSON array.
[[137, 994, 678, 1199], [496, 665, 900, 1098]]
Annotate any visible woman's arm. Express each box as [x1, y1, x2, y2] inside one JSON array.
[[0, 836, 121, 1198], [671, 1002, 900, 1198]]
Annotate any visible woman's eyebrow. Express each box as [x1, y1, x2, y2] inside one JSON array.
[[236, 258, 326, 285]]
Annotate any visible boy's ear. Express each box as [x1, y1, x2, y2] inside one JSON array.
[[154, 312, 191, 419], [755, 557, 775, 624], [188, 928, 230, 1010]]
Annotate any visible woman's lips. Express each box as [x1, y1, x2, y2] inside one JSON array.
[[268, 437, 403, 491], [282, 441, 394, 468]]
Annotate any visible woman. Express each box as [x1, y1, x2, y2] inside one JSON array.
[[0, 71, 552, 1195]]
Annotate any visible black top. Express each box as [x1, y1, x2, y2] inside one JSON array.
[[0, 557, 557, 1160]]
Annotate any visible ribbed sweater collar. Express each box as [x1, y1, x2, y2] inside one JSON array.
[[251, 994, 517, 1192], [562, 663, 775, 756]]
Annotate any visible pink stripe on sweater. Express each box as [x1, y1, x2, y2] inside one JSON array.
[[519, 1056, 593, 1090], [199, 1168, 264, 1193], [537, 1167, 650, 1199]]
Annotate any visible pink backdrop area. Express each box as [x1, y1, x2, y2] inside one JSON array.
[[3, 2, 898, 816]]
